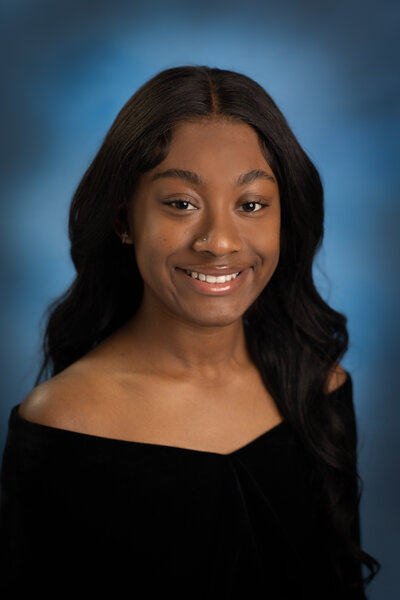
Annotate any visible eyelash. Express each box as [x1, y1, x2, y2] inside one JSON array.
[[164, 199, 270, 213]]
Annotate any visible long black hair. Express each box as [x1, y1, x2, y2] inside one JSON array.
[[35, 65, 380, 592]]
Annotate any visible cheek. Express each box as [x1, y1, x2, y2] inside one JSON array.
[[264, 241, 280, 277], [252, 227, 280, 282], [252, 220, 280, 260], [255, 227, 280, 290], [134, 219, 185, 279]]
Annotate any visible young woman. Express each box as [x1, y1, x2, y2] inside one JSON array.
[[0, 65, 380, 597]]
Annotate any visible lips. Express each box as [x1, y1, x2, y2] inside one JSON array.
[[176, 266, 250, 277], [183, 269, 240, 284], [176, 265, 251, 295]]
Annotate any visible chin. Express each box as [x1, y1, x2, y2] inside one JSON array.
[[183, 310, 244, 328]]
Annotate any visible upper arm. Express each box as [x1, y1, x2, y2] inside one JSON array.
[[323, 365, 362, 565], [19, 380, 72, 429], [19, 374, 97, 432], [324, 362, 357, 455], [324, 362, 348, 395]]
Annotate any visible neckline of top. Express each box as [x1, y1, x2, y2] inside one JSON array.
[[11, 375, 350, 458], [12, 404, 289, 458]]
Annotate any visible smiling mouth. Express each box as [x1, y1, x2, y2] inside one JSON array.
[[182, 269, 241, 284]]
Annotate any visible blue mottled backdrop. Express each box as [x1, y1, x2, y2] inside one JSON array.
[[0, 0, 399, 597]]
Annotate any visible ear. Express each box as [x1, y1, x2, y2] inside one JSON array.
[[324, 363, 348, 394], [113, 209, 134, 245]]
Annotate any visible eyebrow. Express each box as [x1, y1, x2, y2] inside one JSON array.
[[149, 168, 276, 186]]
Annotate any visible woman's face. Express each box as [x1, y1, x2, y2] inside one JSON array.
[[127, 118, 281, 328]]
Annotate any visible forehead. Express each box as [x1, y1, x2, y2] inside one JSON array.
[[167, 118, 263, 158], [141, 117, 275, 190]]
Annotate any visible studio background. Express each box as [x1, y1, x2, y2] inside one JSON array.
[[0, 1, 398, 597]]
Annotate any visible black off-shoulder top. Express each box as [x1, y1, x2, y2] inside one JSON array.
[[0, 375, 366, 598]]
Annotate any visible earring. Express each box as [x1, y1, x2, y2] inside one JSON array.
[[121, 231, 129, 244], [200, 235, 208, 241]]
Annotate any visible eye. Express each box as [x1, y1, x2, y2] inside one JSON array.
[[164, 199, 198, 211], [239, 201, 270, 213]]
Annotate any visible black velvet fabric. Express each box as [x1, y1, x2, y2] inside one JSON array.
[[0, 375, 366, 598]]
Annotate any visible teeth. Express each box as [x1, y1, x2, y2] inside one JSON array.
[[184, 270, 240, 283]]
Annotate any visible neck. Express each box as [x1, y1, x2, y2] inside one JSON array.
[[120, 296, 253, 384]]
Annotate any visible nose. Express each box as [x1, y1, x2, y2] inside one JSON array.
[[191, 205, 242, 256]]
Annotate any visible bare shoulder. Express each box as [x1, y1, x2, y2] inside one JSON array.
[[324, 362, 348, 395], [18, 366, 110, 433]]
